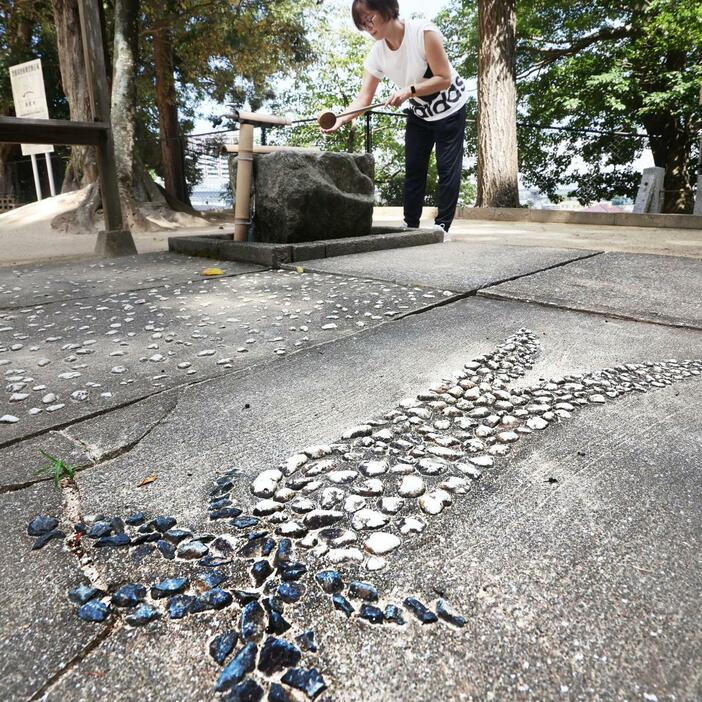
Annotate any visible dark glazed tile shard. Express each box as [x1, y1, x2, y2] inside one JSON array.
[[314, 570, 344, 594], [348, 581, 379, 602], [27, 515, 58, 536], [240, 601, 265, 642], [32, 530, 65, 550], [403, 597, 438, 624], [251, 560, 274, 587], [257, 636, 302, 675], [280, 668, 327, 700], [94, 533, 130, 548], [436, 599, 466, 627], [125, 511, 146, 526], [151, 515, 177, 532], [68, 584, 102, 605], [209, 631, 239, 666], [221, 678, 264, 702], [277, 582, 303, 603], [168, 594, 196, 619], [359, 604, 385, 624], [198, 588, 234, 611], [125, 604, 160, 626], [279, 562, 307, 582], [215, 642, 258, 691], [332, 593, 354, 618], [384, 604, 406, 625], [151, 577, 188, 598], [268, 683, 291, 702], [295, 631, 317, 652], [111, 583, 147, 608], [77, 600, 110, 623]]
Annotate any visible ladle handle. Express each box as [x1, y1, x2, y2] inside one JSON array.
[[336, 101, 387, 119]]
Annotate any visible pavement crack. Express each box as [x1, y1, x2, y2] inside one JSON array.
[[79, 392, 179, 466], [478, 249, 603, 292], [0, 388, 176, 452], [27, 617, 116, 701], [60, 475, 109, 591], [24, 475, 119, 701], [477, 293, 702, 332], [394, 290, 474, 321]]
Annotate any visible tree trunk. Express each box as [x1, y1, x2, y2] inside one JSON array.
[[53, 0, 204, 232], [153, 15, 190, 205], [644, 116, 694, 214], [661, 126, 693, 213], [476, 0, 519, 208], [111, 0, 167, 229], [51, 0, 98, 190]]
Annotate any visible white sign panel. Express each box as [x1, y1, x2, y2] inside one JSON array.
[[9, 59, 55, 157]]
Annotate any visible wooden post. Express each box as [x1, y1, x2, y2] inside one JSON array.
[[234, 122, 254, 242], [77, 0, 137, 256]]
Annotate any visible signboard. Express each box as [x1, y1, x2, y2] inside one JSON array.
[[9, 59, 55, 157]]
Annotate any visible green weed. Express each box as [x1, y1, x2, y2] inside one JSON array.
[[39, 451, 77, 487]]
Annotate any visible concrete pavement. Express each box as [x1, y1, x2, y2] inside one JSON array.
[[0, 234, 700, 702]]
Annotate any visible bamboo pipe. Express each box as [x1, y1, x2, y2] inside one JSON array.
[[233, 122, 254, 242], [227, 109, 292, 127], [222, 144, 321, 155], [317, 102, 387, 130]]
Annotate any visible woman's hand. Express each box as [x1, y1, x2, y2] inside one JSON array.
[[320, 117, 343, 134], [385, 87, 412, 108]]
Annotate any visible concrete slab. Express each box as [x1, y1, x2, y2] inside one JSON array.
[[0, 251, 264, 310], [0, 268, 452, 443], [22, 297, 699, 701], [292, 241, 601, 292], [0, 482, 103, 700], [323, 384, 702, 702], [447, 221, 702, 259], [482, 251, 702, 329]]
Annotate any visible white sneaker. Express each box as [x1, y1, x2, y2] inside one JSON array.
[[402, 221, 419, 230], [433, 222, 447, 233]]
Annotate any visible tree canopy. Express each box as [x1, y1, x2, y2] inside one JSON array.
[[438, 0, 702, 212]]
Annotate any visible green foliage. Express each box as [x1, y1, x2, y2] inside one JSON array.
[[39, 451, 77, 488], [136, 0, 318, 189], [437, 0, 702, 209], [0, 3, 67, 119]]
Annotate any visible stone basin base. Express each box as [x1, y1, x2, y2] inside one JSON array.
[[168, 226, 443, 267]]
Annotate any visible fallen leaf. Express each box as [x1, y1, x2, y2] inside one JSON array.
[[138, 474, 157, 487], [201, 267, 225, 277], [296, 266, 304, 273]]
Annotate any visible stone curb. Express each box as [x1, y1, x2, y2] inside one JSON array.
[[167, 228, 444, 267], [455, 206, 702, 230]]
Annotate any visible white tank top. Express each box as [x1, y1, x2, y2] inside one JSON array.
[[363, 18, 468, 122]]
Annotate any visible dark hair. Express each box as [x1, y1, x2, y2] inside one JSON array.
[[351, 0, 400, 30]]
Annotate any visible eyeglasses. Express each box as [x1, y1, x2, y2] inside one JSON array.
[[360, 14, 376, 30]]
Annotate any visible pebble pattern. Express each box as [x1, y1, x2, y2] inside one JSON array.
[[258, 329, 702, 569], [25, 330, 702, 699], [1, 270, 452, 428]]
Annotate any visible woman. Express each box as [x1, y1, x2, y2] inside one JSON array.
[[322, 0, 468, 232]]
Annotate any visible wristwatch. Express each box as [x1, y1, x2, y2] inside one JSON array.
[[410, 85, 417, 95]]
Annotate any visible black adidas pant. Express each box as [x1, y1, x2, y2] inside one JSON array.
[[403, 104, 466, 232]]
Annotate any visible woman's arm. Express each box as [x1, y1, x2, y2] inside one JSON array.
[[321, 70, 381, 133], [385, 31, 452, 108]]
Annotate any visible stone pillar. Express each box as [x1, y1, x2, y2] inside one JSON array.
[[694, 175, 702, 216], [633, 166, 665, 214]]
